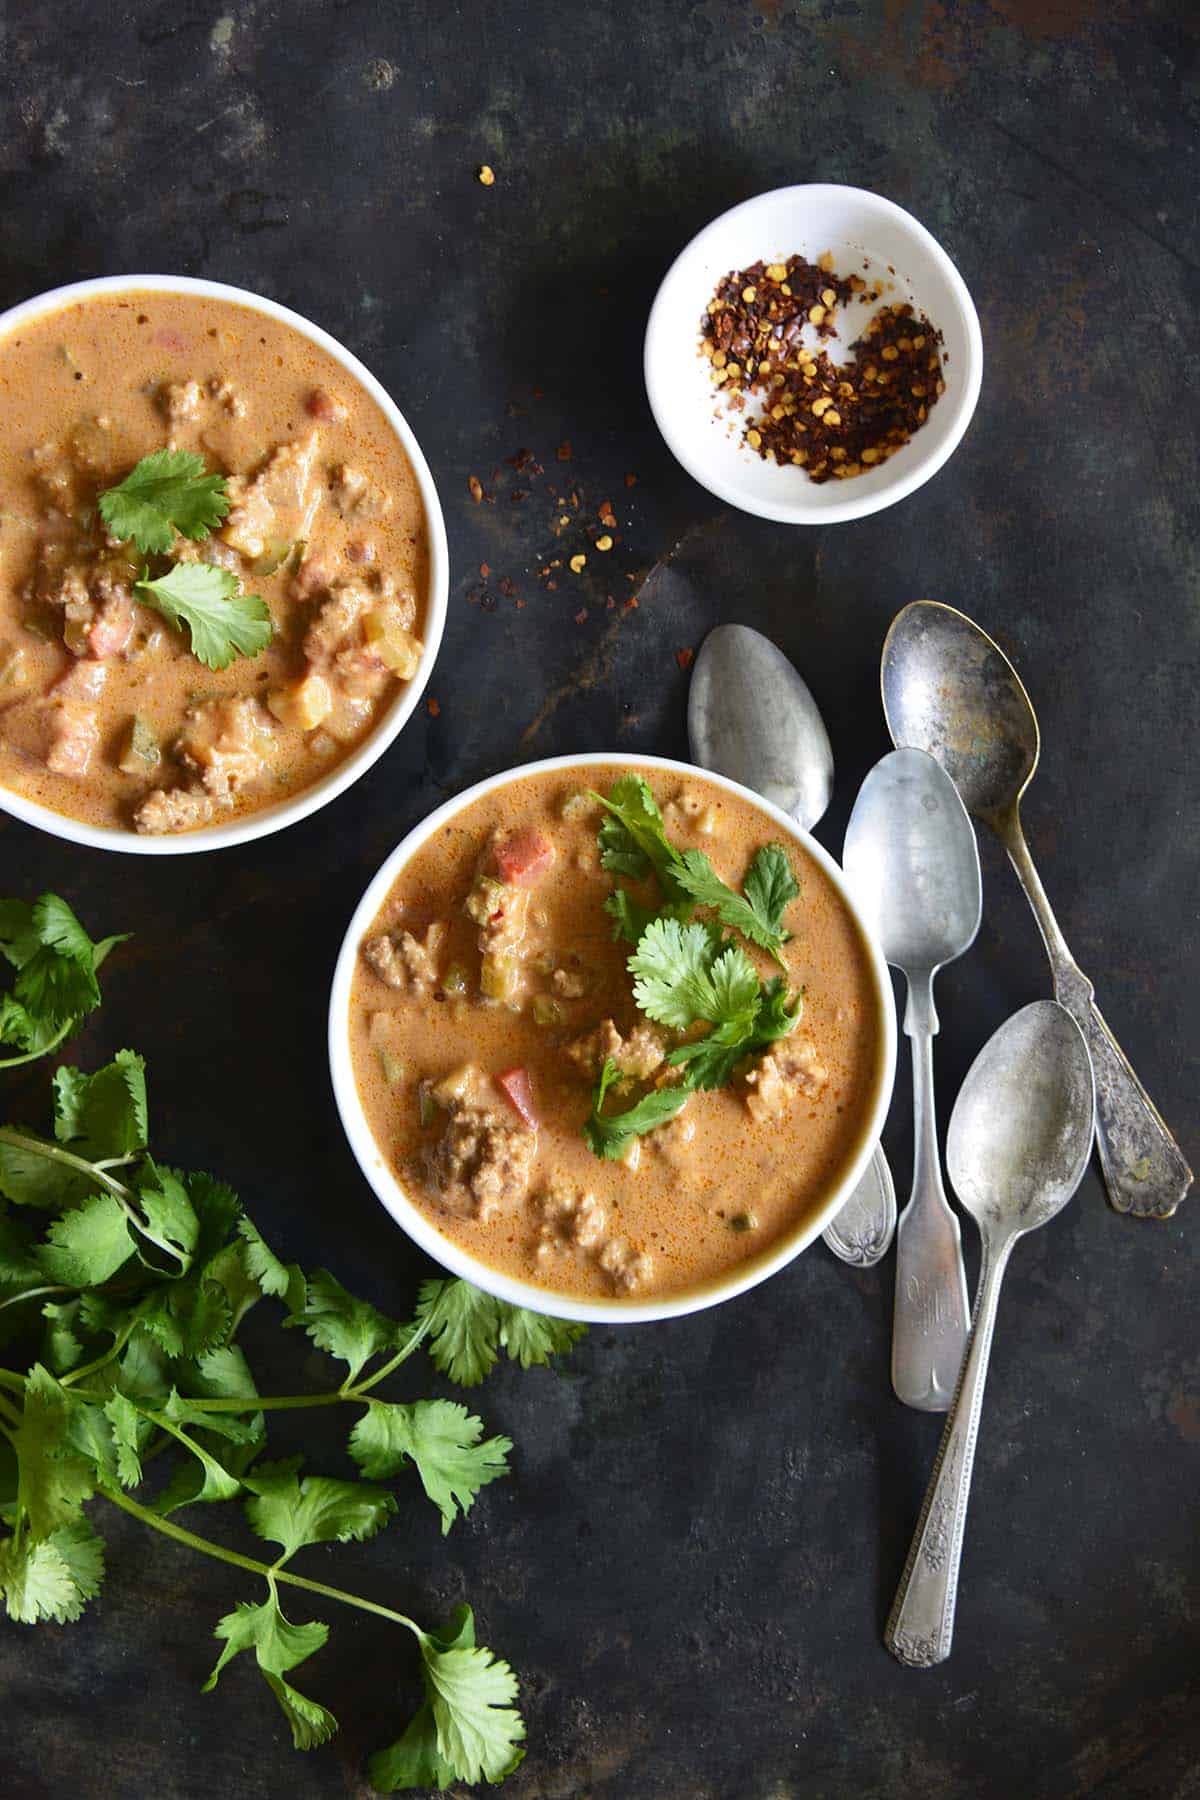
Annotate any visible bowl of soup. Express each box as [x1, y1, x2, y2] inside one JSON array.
[[0, 274, 448, 852], [330, 753, 897, 1322]]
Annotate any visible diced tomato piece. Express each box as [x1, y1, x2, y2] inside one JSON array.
[[493, 827, 556, 888], [497, 1067, 538, 1128], [87, 593, 134, 659]]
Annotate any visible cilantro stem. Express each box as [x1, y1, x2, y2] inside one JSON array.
[[60, 1317, 138, 1388], [0, 1394, 20, 1432], [0, 1127, 186, 1270], [0, 1283, 71, 1314], [0, 1018, 74, 1069], [102, 1487, 423, 1635], [0, 1368, 25, 1394]]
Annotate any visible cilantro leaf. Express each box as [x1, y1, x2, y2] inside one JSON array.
[[675, 845, 795, 961], [98, 450, 230, 556], [243, 1464, 397, 1561], [629, 919, 759, 1033], [0, 1519, 105, 1624], [37, 1193, 134, 1288], [134, 563, 272, 671], [419, 1612, 526, 1786], [287, 1269, 398, 1383], [415, 1279, 502, 1387], [582, 1056, 692, 1161], [203, 1596, 337, 1750], [744, 843, 801, 938], [0, 895, 127, 1053], [368, 1702, 460, 1792], [590, 777, 689, 903], [53, 1051, 148, 1162], [238, 1215, 306, 1313], [103, 1393, 145, 1488], [11, 1363, 96, 1538], [0, 1211, 41, 1283], [136, 1159, 199, 1269], [348, 1399, 511, 1535], [496, 1305, 587, 1370], [602, 887, 661, 946]]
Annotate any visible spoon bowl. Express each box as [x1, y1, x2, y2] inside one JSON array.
[[948, 1000, 1095, 1234], [689, 624, 833, 828], [882, 600, 1039, 822]]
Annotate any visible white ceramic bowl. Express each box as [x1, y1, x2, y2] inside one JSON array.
[[644, 184, 983, 526], [329, 751, 898, 1324], [0, 273, 449, 854]]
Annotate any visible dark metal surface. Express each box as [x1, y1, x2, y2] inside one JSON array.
[[1, 2, 1197, 1796]]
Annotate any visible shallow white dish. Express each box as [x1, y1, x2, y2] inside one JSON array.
[[0, 273, 449, 855], [644, 184, 983, 526], [329, 751, 898, 1324]]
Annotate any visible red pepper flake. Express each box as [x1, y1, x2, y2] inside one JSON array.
[[468, 475, 484, 503], [509, 488, 529, 504], [507, 447, 534, 469], [675, 646, 694, 671], [533, 386, 544, 399], [556, 440, 572, 461], [426, 696, 441, 717], [624, 472, 637, 488], [598, 501, 617, 528], [546, 579, 558, 591], [498, 576, 518, 598], [479, 562, 490, 579], [574, 608, 588, 625], [623, 596, 639, 612], [515, 598, 526, 609], [606, 594, 616, 610]]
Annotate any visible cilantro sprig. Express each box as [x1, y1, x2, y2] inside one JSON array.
[[98, 450, 231, 556], [134, 563, 272, 672], [582, 778, 805, 1159], [0, 961, 584, 1791], [0, 895, 126, 1072]]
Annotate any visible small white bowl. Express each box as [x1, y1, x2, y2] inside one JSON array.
[[0, 274, 448, 855], [329, 751, 898, 1324], [644, 184, 983, 526]]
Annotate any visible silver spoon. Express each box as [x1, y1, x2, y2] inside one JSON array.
[[843, 749, 979, 1410], [689, 625, 897, 1268], [882, 600, 1191, 1220], [886, 1000, 1095, 1667]]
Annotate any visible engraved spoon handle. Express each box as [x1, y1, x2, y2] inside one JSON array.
[[891, 972, 971, 1411], [822, 1146, 897, 1267], [1000, 812, 1192, 1219], [886, 1227, 1016, 1667]]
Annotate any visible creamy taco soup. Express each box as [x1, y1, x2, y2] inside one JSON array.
[[0, 288, 428, 834], [349, 764, 886, 1303]]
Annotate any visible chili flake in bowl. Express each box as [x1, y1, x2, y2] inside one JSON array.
[[702, 255, 945, 484], [644, 185, 982, 526]]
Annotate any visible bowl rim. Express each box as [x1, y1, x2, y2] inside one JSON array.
[[0, 272, 449, 855], [328, 750, 898, 1324], [643, 182, 984, 526]]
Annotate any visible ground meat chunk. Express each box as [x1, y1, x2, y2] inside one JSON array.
[[536, 1178, 608, 1255], [743, 1039, 829, 1123], [177, 697, 275, 803], [598, 1238, 654, 1295], [362, 922, 447, 995], [222, 432, 322, 558], [329, 463, 392, 520], [85, 577, 134, 659], [303, 579, 375, 673], [46, 706, 100, 777], [207, 376, 246, 418], [650, 1109, 698, 1166], [162, 379, 204, 426], [172, 536, 243, 575], [133, 786, 216, 835], [551, 967, 587, 999], [566, 1019, 665, 1083], [423, 1064, 537, 1223]]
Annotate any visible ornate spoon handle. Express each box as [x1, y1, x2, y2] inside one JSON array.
[[822, 1146, 897, 1267], [1001, 813, 1192, 1219], [885, 1229, 1015, 1667]]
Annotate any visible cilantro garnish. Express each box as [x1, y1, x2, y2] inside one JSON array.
[[98, 450, 230, 556], [0, 937, 582, 1791], [0, 895, 126, 1072], [582, 779, 805, 1159], [134, 563, 272, 671]]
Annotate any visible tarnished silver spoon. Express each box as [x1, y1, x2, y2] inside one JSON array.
[[883, 600, 1191, 1220], [886, 1000, 1095, 1667], [689, 624, 897, 1268]]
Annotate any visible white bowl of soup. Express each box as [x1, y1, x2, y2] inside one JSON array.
[[0, 274, 448, 852], [330, 753, 897, 1323]]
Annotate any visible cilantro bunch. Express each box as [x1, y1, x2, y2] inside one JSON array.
[[583, 777, 803, 1159], [0, 899, 583, 1791], [0, 895, 125, 1071], [98, 451, 272, 670]]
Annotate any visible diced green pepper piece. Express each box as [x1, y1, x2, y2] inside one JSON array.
[[117, 715, 160, 776], [418, 1086, 438, 1129], [729, 1211, 759, 1233], [480, 952, 519, 1004], [443, 962, 469, 996], [378, 1050, 406, 1085], [533, 994, 563, 1027]]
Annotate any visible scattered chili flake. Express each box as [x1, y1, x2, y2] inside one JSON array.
[[478, 164, 496, 186], [479, 562, 490, 579], [700, 255, 944, 484], [574, 608, 588, 625], [498, 576, 518, 597], [546, 580, 558, 591], [569, 553, 587, 574], [606, 595, 616, 610], [426, 696, 441, 716], [624, 472, 637, 487], [675, 646, 695, 671], [623, 595, 639, 611], [556, 440, 572, 461], [533, 386, 544, 399], [598, 502, 617, 528], [515, 598, 526, 609], [507, 447, 534, 470], [468, 475, 484, 503], [509, 488, 529, 504]]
